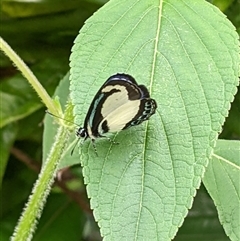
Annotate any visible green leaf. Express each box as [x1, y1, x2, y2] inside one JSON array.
[[70, 0, 239, 240], [0, 75, 42, 128], [203, 140, 240, 241]]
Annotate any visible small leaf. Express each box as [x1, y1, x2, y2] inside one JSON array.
[[70, 0, 239, 240], [0, 74, 42, 128], [203, 140, 240, 241]]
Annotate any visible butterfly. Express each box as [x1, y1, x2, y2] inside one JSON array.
[[76, 73, 157, 153]]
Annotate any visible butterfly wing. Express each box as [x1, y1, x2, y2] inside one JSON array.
[[97, 98, 157, 134], [83, 73, 156, 139]]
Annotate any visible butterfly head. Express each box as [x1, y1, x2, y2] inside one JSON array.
[[75, 127, 98, 155], [76, 127, 88, 140]]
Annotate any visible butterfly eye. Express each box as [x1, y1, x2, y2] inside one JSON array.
[[76, 128, 88, 139]]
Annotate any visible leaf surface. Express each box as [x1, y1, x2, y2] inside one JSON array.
[[70, 0, 239, 240], [203, 140, 240, 241]]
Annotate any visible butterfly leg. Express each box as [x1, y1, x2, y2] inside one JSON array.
[[108, 138, 119, 145], [91, 139, 98, 156], [71, 138, 80, 156], [100, 136, 119, 145]]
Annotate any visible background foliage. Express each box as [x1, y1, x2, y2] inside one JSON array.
[[0, 0, 239, 240]]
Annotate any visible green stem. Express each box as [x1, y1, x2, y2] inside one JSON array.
[[0, 37, 58, 115], [11, 125, 69, 241]]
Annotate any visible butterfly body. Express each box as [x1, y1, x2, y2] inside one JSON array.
[[76, 73, 157, 146]]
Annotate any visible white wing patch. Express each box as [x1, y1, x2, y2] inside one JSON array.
[[98, 100, 141, 134], [101, 85, 130, 118]]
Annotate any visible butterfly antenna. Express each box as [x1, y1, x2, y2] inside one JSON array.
[[46, 110, 78, 127]]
